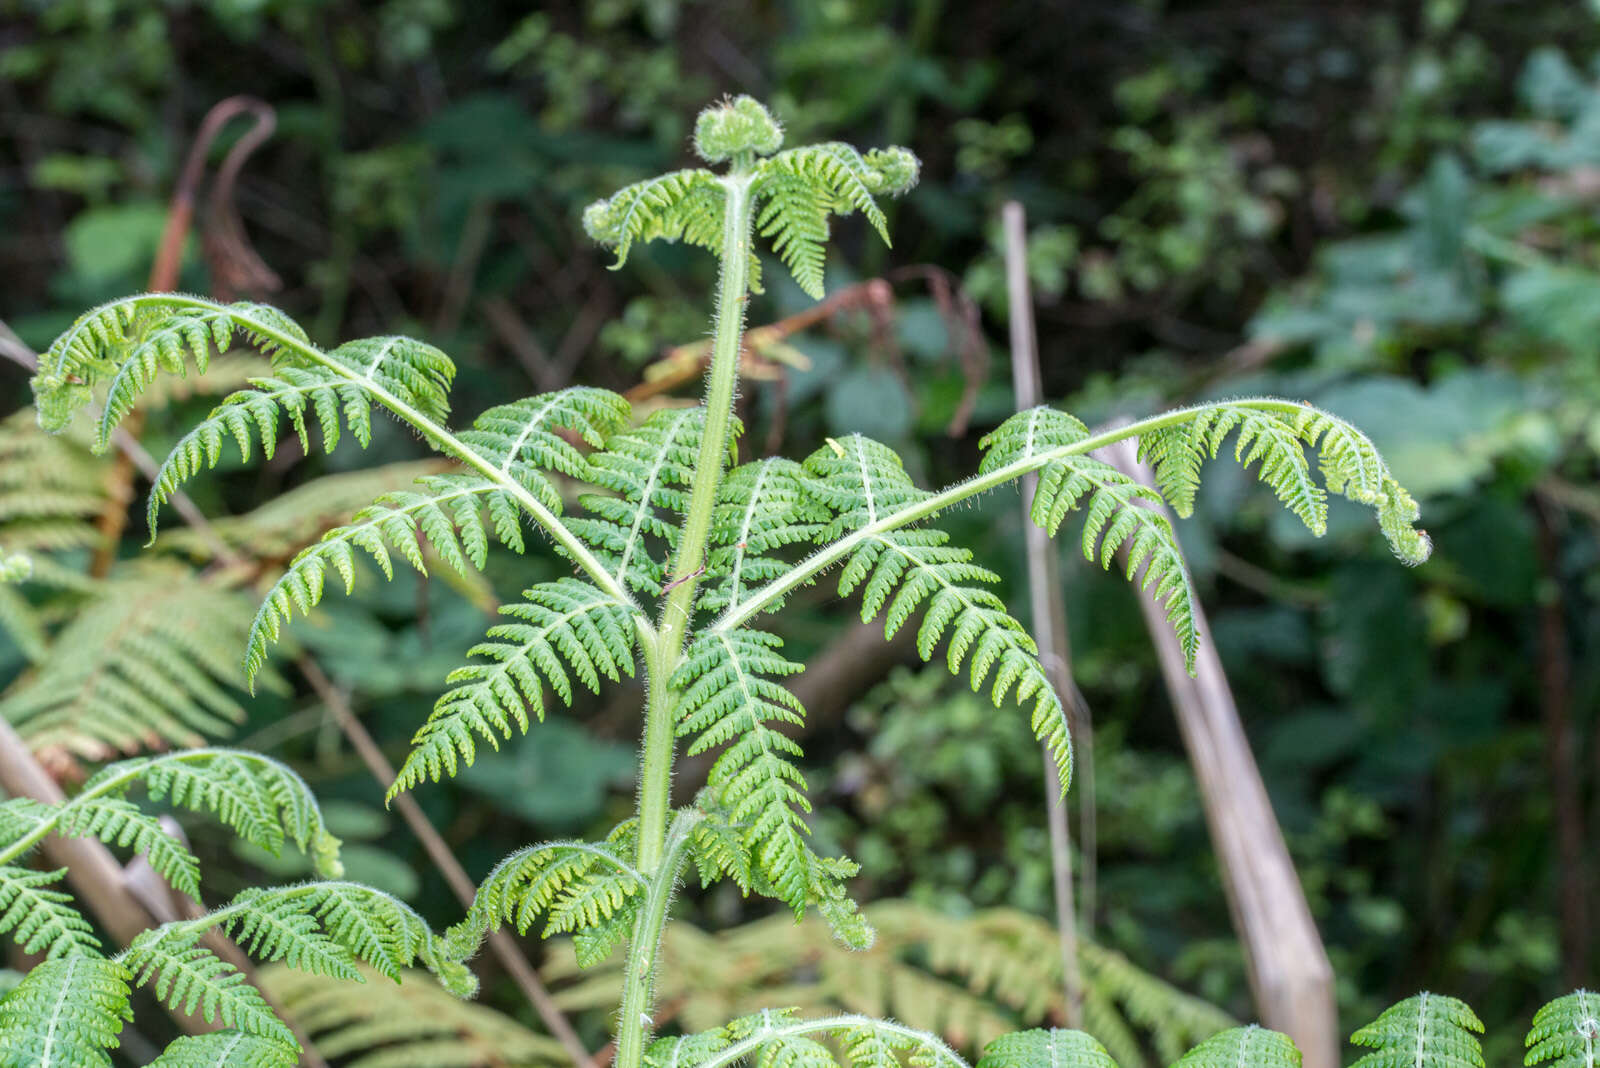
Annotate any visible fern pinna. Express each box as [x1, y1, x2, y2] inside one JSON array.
[[17, 95, 1439, 1066]]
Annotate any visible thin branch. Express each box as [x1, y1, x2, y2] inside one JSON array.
[[297, 658, 597, 1068], [1003, 200, 1086, 1026]]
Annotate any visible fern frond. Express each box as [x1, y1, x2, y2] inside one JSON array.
[[391, 578, 640, 795], [122, 934, 295, 1046], [320, 335, 455, 425], [147, 1032, 298, 1068], [802, 436, 1072, 787], [457, 387, 632, 479], [147, 366, 379, 537], [56, 797, 203, 897], [976, 1029, 1118, 1068], [1172, 1025, 1300, 1067], [672, 630, 870, 947], [584, 169, 728, 271], [1525, 990, 1600, 1068], [1137, 404, 1325, 530], [245, 470, 541, 684], [1349, 992, 1485, 1067], [0, 565, 267, 762], [0, 955, 131, 1068], [0, 865, 101, 958], [262, 963, 566, 1067], [565, 407, 706, 595], [68, 748, 343, 876], [448, 830, 646, 967], [699, 459, 828, 615]]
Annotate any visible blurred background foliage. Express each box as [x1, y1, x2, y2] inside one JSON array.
[[1, 0, 1598, 1063]]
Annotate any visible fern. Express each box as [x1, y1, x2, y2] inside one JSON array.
[[645, 1009, 963, 1068], [976, 1029, 1118, 1068], [146, 365, 381, 536], [1349, 992, 1485, 1068], [1526, 990, 1600, 1068], [698, 458, 827, 615], [0, 955, 131, 1068], [145, 1032, 298, 1068], [261, 963, 566, 1067], [0, 865, 101, 959], [801, 435, 1073, 785], [0, 564, 273, 762], [392, 578, 641, 794], [1172, 1025, 1301, 1067], [564, 406, 706, 595]]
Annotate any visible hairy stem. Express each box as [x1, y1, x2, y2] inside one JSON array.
[[615, 811, 699, 1068], [635, 175, 755, 876]]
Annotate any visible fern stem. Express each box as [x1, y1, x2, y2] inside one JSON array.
[[710, 398, 1319, 633], [636, 176, 756, 876], [615, 811, 700, 1068]]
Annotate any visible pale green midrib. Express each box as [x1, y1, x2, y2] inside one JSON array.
[[85, 293, 648, 627], [709, 398, 1316, 633]]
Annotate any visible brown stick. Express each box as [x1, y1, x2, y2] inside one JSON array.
[[1001, 201, 1087, 1025], [297, 659, 596, 1068], [1532, 496, 1590, 983], [1098, 434, 1339, 1068]]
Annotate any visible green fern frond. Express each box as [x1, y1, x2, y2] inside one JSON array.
[[0, 865, 101, 959], [0, 955, 132, 1068], [976, 1029, 1118, 1068], [147, 1032, 298, 1068], [244, 470, 541, 683], [1349, 991, 1485, 1067], [699, 458, 828, 615], [750, 145, 895, 300], [584, 169, 728, 271], [686, 802, 755, 893], [672, 630, 870, 947], [56, 797, 203, 897], [31, 297, 308, 445], [391, 578, 640, 795], [261, 963, 566, 1068], [564, 407, 706, 595], [802, 436, 1072, 787], [1173, 1025, 1300, 1067], [448, 835, 647, 960], [71, 748, 342, 876], [146, 366, 379, 537], [1137, 404, 1326, 531], [457, 387, 632, 479], [0, 565, 267, 762], [1525, 990, 1600, 1068], [122, 934, 295, 1047], [319, 335, 455, 425]]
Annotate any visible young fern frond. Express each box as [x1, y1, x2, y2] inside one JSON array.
[[698, 458, 827, 615], [802, 436, 1072, 785], [1171, 1025, 1301, 1067], [671, 630, 872, 948], [564, 406, 706, 596], [0, 565, 271, 762], [1349, 992, 1485, 1067], [447, 831, 646, 965], [751, 144, 894, 299], [145, 1032, 297, 1068], [584, 169, 728, 271], [0, 408, 107, 554], [976, 1029, 1118, 1068], [0, 955, 131, 1068], [392, 578, 641, 795], [1525, 990, 1600, 1068]]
